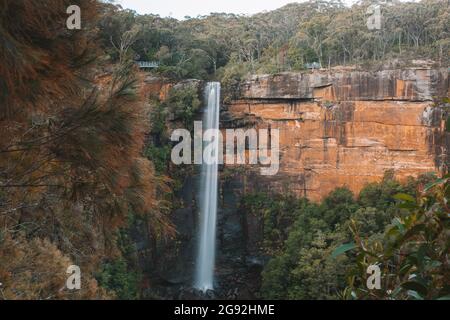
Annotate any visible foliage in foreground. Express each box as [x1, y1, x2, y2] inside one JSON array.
[[242, 174, 437, 299], [338, 175, 449, 300], [0, 0, 171, 299]]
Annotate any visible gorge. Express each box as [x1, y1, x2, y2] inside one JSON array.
[[144, 66, 449, 298], [2, 0, 449, 302]]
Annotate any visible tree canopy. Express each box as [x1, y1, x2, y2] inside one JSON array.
[[99, 0, 450, 82]]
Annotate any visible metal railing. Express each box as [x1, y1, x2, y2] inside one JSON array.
[[136, 61, 159, 69], [305, 62, 321, 69]]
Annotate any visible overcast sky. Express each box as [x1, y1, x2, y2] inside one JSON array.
[[115, 0, 360, 20]]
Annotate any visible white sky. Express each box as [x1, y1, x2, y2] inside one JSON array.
[[115, 0, 360, 20]]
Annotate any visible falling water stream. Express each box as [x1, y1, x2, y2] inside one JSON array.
[[194, 82, 220, 292]]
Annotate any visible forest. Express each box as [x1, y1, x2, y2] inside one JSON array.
[[0, 0, 448, 301], [98, 0, 450, 77], [244, 173, 448, 300]]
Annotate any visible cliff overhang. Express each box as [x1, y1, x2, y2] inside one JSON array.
[[223, 68, 450, 200]]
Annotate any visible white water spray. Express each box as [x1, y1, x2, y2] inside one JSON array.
[[194, 82, 220, 291]]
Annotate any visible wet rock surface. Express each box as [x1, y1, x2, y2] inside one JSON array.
[[144, 174, 264, 300]]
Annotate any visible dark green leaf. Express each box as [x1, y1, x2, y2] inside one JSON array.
[[424, 178, 448, 192], [392, 218, 405, 233], [402, 281, 428, 296], [332, 242, 356, 259], [407, 290, 424, 300]]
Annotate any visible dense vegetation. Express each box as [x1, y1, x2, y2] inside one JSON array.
[[0, 0, 171, 299], [239, 173, 448, 299], [0, 0, 448, 300], [99, 0, 450, 83], [340, 175, 449, 300]]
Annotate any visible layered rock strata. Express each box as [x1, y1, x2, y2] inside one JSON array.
[[223, 68, 450, 200]]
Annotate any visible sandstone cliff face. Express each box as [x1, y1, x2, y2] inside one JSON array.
[[139, 68, 449, 298], [224, 68, 450, 201], [241, 68, 449, 101]]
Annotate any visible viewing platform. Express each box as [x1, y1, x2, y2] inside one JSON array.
[[136, 61, 159, 69]]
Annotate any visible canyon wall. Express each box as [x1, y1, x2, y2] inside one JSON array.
[[223, 68, 450, 201], [140, 68, 449, 298]]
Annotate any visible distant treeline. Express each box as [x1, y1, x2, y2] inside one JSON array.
[[99, 0, 450, 81]]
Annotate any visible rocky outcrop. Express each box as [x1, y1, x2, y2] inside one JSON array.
[[224, 68, 450, 201], [241, 68, 449, 101], [139, 68, 449, 298]]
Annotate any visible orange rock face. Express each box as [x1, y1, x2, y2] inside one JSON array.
[[224, 68, 450, 201]]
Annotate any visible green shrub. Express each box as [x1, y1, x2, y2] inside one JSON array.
[[144, 144, 172, 174], [337, 175, 450, 300], [166, 84, 201, 129], [257, 176, 423, 299], [97, 258, 140, 300]]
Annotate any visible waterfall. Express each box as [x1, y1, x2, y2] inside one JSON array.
[[194, 82, 220, 292]]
